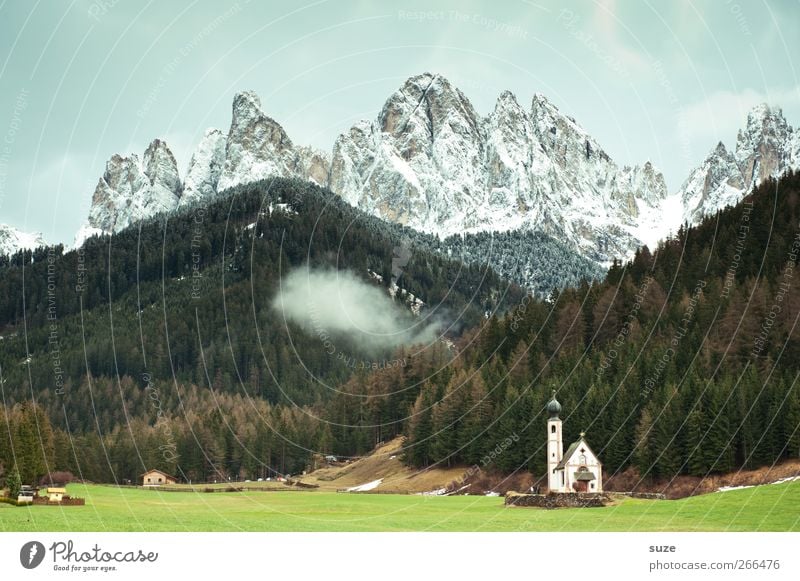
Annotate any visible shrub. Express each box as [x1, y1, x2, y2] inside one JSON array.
[[39, 471, 75, 487]]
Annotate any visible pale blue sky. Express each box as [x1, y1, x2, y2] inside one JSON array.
[[1, 0, 799, 244]]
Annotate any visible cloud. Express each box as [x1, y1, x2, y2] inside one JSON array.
[[272, 267, 442, 355]]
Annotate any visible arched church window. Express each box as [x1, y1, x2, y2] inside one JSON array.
[[579, 454, 587, 465], [551, 425, 556, 434]]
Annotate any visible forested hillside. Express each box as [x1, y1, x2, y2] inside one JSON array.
[[438, 229, 605, 296], [398, 171, 800, 480], [0, 178, 522, 483], [3, 172, 800, 488]]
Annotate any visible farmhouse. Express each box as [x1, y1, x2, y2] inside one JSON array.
[[141, 469, 177, 486], [546, 392, 603, 493]]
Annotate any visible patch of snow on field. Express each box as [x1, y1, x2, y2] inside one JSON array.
[[717, 475, 800, 492], [716, 485, 754, 492], [347, 479, 382, 492], [417, 488, 447, 496], [770, 475, 800, 485]]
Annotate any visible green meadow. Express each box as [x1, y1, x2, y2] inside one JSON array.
[[1, 481, 799, 532]]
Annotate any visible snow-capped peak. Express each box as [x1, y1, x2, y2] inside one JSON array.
[[677, 102, 798, 224], [84, 138, 182, 235], [72, 78, 798, 273], [216, 90, 330, 192], [0, 224, 46, 256], [181, 128, 226, 208]]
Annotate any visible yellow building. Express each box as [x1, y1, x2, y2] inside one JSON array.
[[46, 487, 66, 502]]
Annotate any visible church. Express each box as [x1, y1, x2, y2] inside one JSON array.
[[546, 391, 603, 493]]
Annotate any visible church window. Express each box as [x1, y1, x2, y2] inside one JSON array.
[[579, 454, 587, 465], [551, 425, 556, 434]]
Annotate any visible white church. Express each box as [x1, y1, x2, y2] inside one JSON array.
[[546, 391, 603, 493]]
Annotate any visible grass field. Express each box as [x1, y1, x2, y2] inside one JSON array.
[[1, 480, 799, 532]]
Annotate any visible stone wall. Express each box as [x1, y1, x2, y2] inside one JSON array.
[[504, 491, 610, 509]]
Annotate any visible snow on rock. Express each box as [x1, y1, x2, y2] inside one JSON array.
[[85, 139, 182, 235], [72, 224, 105, 249], [72, 75, 800, 272], [216, 90, 330, 192], [0, 224, 46, 256], [180, 128, 227, 208], [329, 73, 668, 264], [677, 104, 800, 226]]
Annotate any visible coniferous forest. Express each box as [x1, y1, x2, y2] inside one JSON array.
[[1, 173, 800, 487]]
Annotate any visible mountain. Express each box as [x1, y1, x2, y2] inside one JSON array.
[[0, 177, 523, 425], [0, 224, 45, 256], [75, 139, 183, 246], [329, 74, 667, 264], [180, 127, 227, 208], [216, 90, 330, 192], [72, 73, 799, 274], [678, 104, 800, 223]]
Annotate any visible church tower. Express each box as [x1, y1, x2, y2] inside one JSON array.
[[546, 391, 564, 493]]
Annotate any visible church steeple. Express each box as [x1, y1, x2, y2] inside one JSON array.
[[546, 390, 562, 419], [546, 391, 564, 492]]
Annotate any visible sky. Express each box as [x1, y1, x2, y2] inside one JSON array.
[[1, 0, 799, 245]]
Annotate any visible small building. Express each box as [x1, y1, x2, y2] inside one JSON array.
[[546, 391, 603, 493], [141, 469, 177, 486], [46, 487, 67, 502]]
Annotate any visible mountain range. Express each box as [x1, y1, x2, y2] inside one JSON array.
[[5, 73, 799, 277]]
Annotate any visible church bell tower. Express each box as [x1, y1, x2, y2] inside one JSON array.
[[546, 391, 563, 492]]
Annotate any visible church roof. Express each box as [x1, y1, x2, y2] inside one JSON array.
[[555, 441, 581, 470], [555, 435, 601, 470]]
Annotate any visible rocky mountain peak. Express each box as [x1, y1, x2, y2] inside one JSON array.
[[86, 140, 182, 234], [181, 128, 227, 208], [143, 139, 181, 193], [0, 224, 46, 256], [677, 103, 799, 225], [217, 89, 322, 192], [378, 73, 481, 140], [735, 103, 793, 185]]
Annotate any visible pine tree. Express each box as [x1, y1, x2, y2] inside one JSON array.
[[7, 465, 21, 499]]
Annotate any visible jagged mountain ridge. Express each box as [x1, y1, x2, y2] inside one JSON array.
[[327, 74, 667, 264], [73, 73, 800, 273]]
